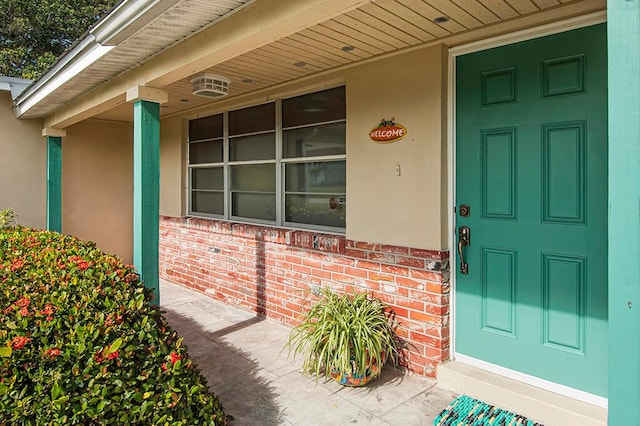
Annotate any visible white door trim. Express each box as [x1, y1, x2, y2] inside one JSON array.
[[447, 9, 607, 404]]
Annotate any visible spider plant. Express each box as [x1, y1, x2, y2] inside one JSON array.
[[286, 287, 399, 385]]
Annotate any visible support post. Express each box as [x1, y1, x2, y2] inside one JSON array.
[[128, 86, 167, 305], [43, 128, 66, 232], [608, 2, 640, 424]]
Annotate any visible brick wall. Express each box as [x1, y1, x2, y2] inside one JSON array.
[[159, 216, 450, 378]]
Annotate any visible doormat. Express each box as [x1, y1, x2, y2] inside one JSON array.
[[434, 394, 544, 426]]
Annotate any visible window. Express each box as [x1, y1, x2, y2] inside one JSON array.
[[188, 86, 346, 230]]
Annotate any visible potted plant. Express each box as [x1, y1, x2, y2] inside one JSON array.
[[286, 287, 399, 386]]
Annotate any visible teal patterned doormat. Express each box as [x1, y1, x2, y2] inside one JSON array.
[[434, 394, 544, 425]]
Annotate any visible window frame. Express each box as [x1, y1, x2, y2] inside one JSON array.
[[187, 86, 346, 232]]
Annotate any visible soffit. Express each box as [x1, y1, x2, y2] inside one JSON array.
[[93, 0, 603, 122], [21, 0, 251, 118]]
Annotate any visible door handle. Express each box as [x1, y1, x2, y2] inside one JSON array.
[[458, 226, 470, 275]]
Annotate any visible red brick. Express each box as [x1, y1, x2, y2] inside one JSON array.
[[396, 256, 425, 268], [409, 310, 444, 325], [381, 264, 409, 276], [344, 266, 367, 278], [389, 306, 409, 319], [301, 258, 322, 269], [310, 268, 331, 279], [355, 260, 380, 270], [410, 291, 447, 305], [425, 303, 449, 316], [368, 271, 395, 282], [344, 248, 368, 259], [409, 248, 443, 260], [394, 297, 425, 312], [426, 282, 445, 294], [396, 276, 425, 289], [410, 269, 441, 281], [292, 264, 311, 274], [286, 255, 303, 264], [380, 244, 410, 255], [425, 346, 444, 360], [410, 331, 441, 348], [353, 241, 379, 250], [322, 262, 344, 273], [159, 217, 450, 382], [368, 252, 395, 264], [332, 273, 355, 284]]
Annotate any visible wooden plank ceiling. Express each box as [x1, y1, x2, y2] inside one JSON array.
[[95, 0, 588, 121]]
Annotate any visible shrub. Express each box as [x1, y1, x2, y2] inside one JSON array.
[[0, 227, 229, 424], [0, 208, 16, 228]]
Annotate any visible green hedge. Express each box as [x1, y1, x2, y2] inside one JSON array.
[[0, 227, 229, 424]]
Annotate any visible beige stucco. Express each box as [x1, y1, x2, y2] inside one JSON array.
[[160, 115, 186, 218], [345, 45, 448, 250], [158, 44, 449, 251], [0, 92, 46, 228], [62, 120, 134, 263]]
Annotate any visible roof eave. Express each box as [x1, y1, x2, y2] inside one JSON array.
[[14, 0, 177, 119]]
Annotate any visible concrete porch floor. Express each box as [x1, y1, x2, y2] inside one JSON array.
[[160, 279, 457, 425]]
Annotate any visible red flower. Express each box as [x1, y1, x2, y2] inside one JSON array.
[[161, 362, 168, 371], [169, 351, 182, 364], [107, 350, 119, 360], [15, 297, 30, 308], [44, 348, 61, 358], [11, 336, 31, 350], [40, 304, 55, 316], [19, 307, 29, 316], [77, 262, 89, 270], [10, 259, 24, 271]]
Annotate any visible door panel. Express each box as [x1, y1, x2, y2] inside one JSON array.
[[455, 24, 607, 397]]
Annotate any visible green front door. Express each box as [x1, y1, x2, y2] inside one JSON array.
[[455, 24, 607, 397]]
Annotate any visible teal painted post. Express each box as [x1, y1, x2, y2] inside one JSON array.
[[46, 136, 62, 232], [608, 2, 640, 424], [133, 100, 160, 305]]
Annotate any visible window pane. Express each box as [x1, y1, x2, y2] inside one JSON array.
[[229, 103, 275, 135], [232, 192, 276, 221], [283, 86, 345, 128], [231, 164, 275, 192], [192, 167, 223, 190], [285, 161, 346, 193], [189, 140, 223, 164], [285, 194, 345, 228], [230, 133, 275, 161], [189, 114, 223, 141], [283, 122, 345, 158], [191, 191, 223, 215]]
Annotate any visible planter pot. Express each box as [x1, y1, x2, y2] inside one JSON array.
[[329, 352, 386, 387]]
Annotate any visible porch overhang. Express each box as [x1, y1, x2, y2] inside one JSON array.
[[12, 0, 605, 129]]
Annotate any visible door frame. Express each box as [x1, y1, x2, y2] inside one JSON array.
[[447, 10, 607, 407]]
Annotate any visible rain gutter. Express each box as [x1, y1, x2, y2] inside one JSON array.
[[14, 0, 176, 118]]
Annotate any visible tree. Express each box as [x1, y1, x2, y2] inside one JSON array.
[[0, 0, 120, 80]]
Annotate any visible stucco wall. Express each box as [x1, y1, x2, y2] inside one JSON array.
[[345, 45, 448, 250], [0, 92, 46, 228], [159, 44, 449, 251], [62, 120, 134, 263], [160, 116, 185, 218]]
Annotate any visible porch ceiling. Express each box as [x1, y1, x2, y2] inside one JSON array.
[[26, 0, 605, 125]]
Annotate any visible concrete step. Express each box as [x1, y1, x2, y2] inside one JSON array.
[[437, 361, 607, 426]]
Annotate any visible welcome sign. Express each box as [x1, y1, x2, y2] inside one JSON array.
[[369, 118, 407, 144]]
